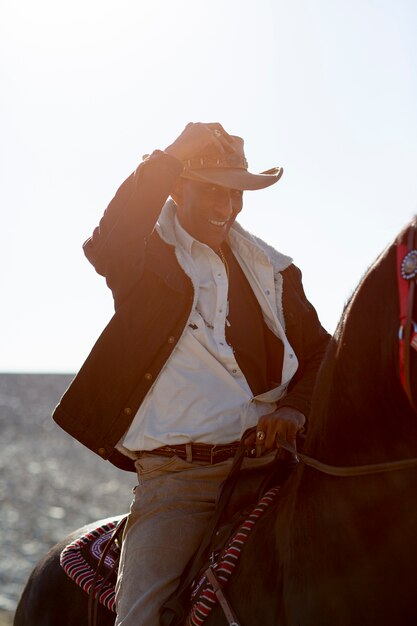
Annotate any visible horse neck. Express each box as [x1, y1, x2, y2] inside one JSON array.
[[304, 244, 417, 468], [271, 233, 417, 625]]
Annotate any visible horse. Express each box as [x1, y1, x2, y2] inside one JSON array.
[[205, 218, 417, 625], [14, 219, 417, 626]]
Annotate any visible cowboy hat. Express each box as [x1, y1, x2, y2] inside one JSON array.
[[180, 134, 283, 191]]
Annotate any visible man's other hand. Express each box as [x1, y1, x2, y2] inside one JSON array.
[[244, 406, 306, 455]]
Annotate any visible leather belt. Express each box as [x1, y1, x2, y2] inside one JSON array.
[[142, 442, 245, 464]]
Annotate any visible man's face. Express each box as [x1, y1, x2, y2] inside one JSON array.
[[174, 179, 243, 250]]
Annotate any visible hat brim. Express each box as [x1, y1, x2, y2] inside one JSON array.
[[181, 166, 283, 191]]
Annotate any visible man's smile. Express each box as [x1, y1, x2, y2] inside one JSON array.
[[208, 218, 231, 227]]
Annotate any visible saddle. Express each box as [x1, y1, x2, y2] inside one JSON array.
[[61, 434, 297, 626]]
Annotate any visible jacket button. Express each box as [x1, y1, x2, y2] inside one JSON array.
[[123, 407, 132, 416], [98, 447, 107, 458], [167, 336, 175, 344], [144, 372, 153, 381]]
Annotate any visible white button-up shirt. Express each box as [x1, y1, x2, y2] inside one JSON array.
[[118, 213, 298, 456]]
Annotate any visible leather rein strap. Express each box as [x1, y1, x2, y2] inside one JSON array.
[[275, 436, 417, 477], [88, 515, 128, 626], [205, 567, 241, 626]]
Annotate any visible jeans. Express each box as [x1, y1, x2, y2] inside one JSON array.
[[115, 452, 272, 626]]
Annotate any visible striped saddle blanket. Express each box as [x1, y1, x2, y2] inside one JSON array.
[[60, 487, 280, 623]]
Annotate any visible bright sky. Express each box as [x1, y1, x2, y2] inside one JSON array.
[[1, 0, 417, 372]]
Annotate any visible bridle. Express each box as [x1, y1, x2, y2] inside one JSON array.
[[397, 223, 417, 412]]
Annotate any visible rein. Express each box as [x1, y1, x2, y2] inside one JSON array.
[[275, 435, 417, 476]]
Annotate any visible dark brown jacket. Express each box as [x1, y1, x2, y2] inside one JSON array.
[[53, 151, 331, 471]]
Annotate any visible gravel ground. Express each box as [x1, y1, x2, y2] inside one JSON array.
[[0, 373, 136, 619]]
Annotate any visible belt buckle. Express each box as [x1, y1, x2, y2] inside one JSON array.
[[210, 444, 237, 464]]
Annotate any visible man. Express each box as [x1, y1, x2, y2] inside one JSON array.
[[53, 122, 330, 625]]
